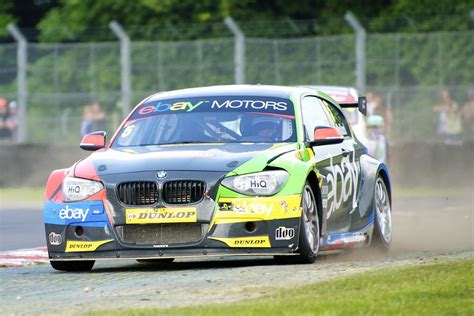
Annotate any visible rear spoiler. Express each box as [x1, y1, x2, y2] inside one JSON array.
[[339, 96, 367, 116]]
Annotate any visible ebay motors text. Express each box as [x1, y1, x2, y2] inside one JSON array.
[[59, 206, 89, 222], [138, 99, 288, 115]]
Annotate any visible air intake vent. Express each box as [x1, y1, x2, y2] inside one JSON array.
[[117, 182, 158, 205], [123, 224, 203, 245], [163, 180, 205, 204]]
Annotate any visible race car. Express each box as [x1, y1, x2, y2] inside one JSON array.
[[44, 85, 392, 271]]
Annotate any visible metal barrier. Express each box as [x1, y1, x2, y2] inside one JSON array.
[[0, 26, 473, 144]]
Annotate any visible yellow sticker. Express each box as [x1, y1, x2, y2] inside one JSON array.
[[214, 195, 302, 224], [65, 240, 113, 253], [210, 236, 271, 248], [121, 125, 135, 138], [126, 208, 197, 224]]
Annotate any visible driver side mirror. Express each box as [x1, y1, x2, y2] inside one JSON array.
[[80, 131, 106, 151], [307, 126, 344, 146]]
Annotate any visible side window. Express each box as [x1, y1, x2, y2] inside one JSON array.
[[321, 100, 351, 137], [301, 96, 332, 140]]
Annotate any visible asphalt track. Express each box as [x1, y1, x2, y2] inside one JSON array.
[[0, 207, 45, 251], [0, 196, 472, 314]]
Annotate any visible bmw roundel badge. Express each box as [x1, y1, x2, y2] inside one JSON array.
[[156, 171, 167, 179]]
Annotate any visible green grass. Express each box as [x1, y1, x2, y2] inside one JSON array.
[[0, 187, 44, 203], [86, 259, 474, 316]]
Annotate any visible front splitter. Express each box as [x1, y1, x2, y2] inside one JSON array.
[[48, 247, 296, 261]]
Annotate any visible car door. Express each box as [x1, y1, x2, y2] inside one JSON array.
[[301, 96, 351, 234], [320, 99, 361, 233]]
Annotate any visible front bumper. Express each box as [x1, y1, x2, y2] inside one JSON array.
[[44, 194, 303, 260]]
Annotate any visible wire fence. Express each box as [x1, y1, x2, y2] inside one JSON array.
[[0, 30, 473, 145]]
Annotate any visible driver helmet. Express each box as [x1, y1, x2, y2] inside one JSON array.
[[240, 115, 280, 138]]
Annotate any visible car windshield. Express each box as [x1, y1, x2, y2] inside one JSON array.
[[112, 95, 296, 147]]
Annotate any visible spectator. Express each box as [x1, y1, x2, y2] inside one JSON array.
[[0, 98, 12, 141], [366, 92, 392, 132], [366, 115, 387, 163], [80, 105, 93, 137], [90, 102, 107, 131], [6, 101, 18, 141], [462, 88, 474, 143], [433, 90, 462, 145]]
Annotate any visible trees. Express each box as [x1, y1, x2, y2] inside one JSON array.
[[18, 0, 472, 42], [0, 0, 14, 37]]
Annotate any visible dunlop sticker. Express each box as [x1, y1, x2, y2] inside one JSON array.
[[65, 240, 113, 253], [210, 236, 271, 248], [126, 208, 197, 224]]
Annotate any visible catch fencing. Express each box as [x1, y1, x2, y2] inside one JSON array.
[[0, 30, 473, 145]]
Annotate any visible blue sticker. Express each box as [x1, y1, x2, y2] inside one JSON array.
[[44, 201, 108, 225]]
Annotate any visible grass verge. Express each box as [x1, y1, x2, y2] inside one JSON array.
[[0, 187, 44, 203], [87, 259, 474, 316]]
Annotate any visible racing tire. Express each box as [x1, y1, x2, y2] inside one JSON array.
[[275, 182, 320, 264], [371, 176, 392, 251], [136, 258, 174, 264], [50, 260, 95, 272]]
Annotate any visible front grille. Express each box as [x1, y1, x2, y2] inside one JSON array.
[[117, 182, 158, 205], [122, 224, 203, 245], [163, 180, 205, 204]]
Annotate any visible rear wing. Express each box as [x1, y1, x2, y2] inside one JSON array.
[[339, 96, 367, 116]]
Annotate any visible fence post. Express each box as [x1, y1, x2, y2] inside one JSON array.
[[109, 21, 131, 117], [224, 17, 245, 84], [7, 23, 27, 143], [272, 40, 281, 85], [437, 32, 444, 87], [344, 11, 366, 93]]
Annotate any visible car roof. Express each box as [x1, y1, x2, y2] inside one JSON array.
[[146, 85, 324, 102], [303, 85, 359, 104]]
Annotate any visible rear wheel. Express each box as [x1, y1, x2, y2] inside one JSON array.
[[275, 182, 320, 264], [371, 176, 392, 250], [50, 260, 95, 272]]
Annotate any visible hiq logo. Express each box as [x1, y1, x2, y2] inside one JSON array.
[[59, 205, 89, 222], [275, 226, 295, 240], [67, 185, 81, 194], [138, 100, 207, 115], [249, 179, 268, 188]]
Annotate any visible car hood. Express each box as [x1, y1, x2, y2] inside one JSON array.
[[74, 143, 297, 178]]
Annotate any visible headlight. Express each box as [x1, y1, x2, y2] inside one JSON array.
[[62, 177, 104, 202], [221, 170, 288, 196]]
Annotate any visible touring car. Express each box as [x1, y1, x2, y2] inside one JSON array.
[[44, 85, 392, 271]]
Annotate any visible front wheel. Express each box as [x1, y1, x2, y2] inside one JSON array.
[[275, 182, 320, 264], [371, 176, 392, 250], [50, 260, 95, 272]]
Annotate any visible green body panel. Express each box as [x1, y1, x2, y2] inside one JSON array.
[[226, 143, 299, 176]]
